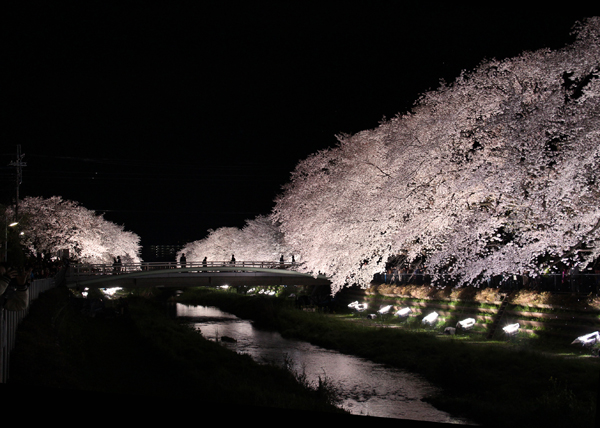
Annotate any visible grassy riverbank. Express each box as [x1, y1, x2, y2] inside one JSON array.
[[4, 285, 347, 419], [175, 287, 599, 428]]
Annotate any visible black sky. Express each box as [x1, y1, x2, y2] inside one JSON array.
[[2, 3, 596, 248]]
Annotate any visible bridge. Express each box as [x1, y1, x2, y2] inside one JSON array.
[[65, 260, 331, 289]]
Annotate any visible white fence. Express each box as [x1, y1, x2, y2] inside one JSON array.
[[0, 276, 59, 383]]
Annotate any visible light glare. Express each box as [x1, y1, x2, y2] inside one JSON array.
[[378, 305, 392, 314], [348, 301, 368, 311], [571, 331, 600, 346], [457, 318, 476, 329], [422, 311, 438, 325], [503, 323, 520, 335], [395, 307, 411, 317]]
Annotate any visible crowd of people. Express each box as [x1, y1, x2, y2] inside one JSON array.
[[0, 256, 67, 312]]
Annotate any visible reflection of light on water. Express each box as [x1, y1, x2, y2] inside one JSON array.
[[176, 303, 238, 319], [101, 287, 122, 297], [179, 304, 475, 425]]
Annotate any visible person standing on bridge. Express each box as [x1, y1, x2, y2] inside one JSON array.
[[202, 256, 208, 272], [231, 254, 236, 266], [180, 253, 187, 268]]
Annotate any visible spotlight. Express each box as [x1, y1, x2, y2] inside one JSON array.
[[503, 323, 520, 335], [457, 318, 476, 330], [378, 305, 392, 314], [395, 307, 411, 317], [571, 331, 600, 347], [348, 301, 368, 312], [422, 311, 438, 325]]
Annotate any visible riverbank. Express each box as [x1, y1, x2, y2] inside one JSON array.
[[4, 285, 347, 420], [175, 287, 599, 428]]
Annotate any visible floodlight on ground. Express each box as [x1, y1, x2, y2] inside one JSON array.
[[457, 318, 476, 330], [378, 305, 392, 314], [422, 311, 438, 325], [348, 301, 368, 312], [503, 323, 520, 335], [571, 331, 600, 346], [395, 307, 411, 317]]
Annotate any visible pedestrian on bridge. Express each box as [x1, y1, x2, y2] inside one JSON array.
[[231, 254, 236, 266], [180, 253, 187, 268]]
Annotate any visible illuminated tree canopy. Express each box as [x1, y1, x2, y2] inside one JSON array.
[[13, 196, 142, 264], [179, 215, 292, 263], [272, 18, 600, 294]]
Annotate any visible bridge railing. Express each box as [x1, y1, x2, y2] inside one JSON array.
[[67, 260, 298, 277]]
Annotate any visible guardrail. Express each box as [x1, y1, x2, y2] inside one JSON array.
[[1, 273, 62, 383], [67, 260, 298, 277]]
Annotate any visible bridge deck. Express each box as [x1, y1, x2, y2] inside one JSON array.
[[66, 261, 331, 288]]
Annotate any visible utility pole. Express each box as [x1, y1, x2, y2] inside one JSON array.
[[8, 145, 26, 220]]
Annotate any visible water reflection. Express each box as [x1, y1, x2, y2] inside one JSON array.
[[176, 303, 475, 424]]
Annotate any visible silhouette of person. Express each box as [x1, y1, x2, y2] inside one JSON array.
[[0, 263, 32, 311], [231, 254, 236, 265], [180, 253, 187, 268]]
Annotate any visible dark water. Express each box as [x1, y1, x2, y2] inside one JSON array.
[[176, 303, 476, 424]]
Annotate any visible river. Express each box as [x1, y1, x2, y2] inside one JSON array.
[[175, 303, 476, 425]]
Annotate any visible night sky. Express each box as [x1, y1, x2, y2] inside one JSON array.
[[2, 4, 595, 249]]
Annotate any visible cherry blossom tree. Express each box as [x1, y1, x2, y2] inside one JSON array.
[[272, 17, 600, 294], [12, 196, 142, 264], [178, 215, 292, 264]]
